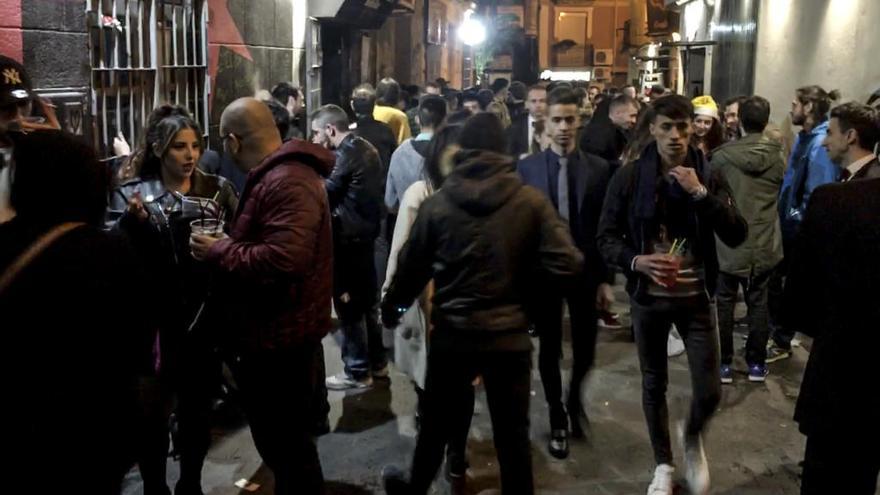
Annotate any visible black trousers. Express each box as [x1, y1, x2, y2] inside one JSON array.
[[717, 270, 772, 366], [138, 324, 209, 495], [233, 343, 325, 495], [174, 331, 224, 491], [768, 258, 796, 349], [631, 295, 721, 465], [536, 281, 598, 430], [410, 347, 533, 495], [801, 431, 880, 495]]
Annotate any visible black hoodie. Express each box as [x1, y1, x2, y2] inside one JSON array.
[[382, 149, 583, 352]]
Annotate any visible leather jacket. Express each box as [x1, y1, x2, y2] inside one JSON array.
[[325, 134, 384, 243], [107, 169, 238, 328]]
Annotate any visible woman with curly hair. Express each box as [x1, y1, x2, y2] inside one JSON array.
[[107, 104, 238, 495]]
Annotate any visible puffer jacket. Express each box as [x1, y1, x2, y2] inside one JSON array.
[[711, 133, 785, 276], [382, 149, 583, 352], [203, 139, 336, 350], [325, 133, 384, 243]]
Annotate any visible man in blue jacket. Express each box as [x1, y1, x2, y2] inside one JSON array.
[[768, 85, 840, 362], [517, 87, 614, 459]]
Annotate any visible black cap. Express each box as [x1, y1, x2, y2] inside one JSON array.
[[0, 55, 34, 107]]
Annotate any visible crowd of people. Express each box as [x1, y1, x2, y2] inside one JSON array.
[[1, 50, 879, 495]]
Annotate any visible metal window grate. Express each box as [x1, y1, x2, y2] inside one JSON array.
[[87, 0, 208, 158]]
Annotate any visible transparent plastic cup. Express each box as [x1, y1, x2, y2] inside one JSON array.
[[190, 218, 224, 237], [653, 242, 682, 288]]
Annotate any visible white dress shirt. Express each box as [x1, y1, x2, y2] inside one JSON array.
[[843, 153, 877, 182]]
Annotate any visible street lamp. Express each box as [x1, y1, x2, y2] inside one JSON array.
[[458, 10, 486, 46]]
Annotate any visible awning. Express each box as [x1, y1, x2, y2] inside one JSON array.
[[310, 0, 397, 30]]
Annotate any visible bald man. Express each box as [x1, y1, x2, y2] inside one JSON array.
[[189, 97, 336, 494]]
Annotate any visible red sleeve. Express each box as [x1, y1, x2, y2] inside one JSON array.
[[207, 177, 324, 281]]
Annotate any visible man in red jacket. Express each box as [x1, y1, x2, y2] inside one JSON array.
[[190, 97, 335, 495]]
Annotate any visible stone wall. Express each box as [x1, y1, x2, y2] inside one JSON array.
[[208, 0, 304, 136], [754, 0, 880, 125], [0, 0, 89, 90]]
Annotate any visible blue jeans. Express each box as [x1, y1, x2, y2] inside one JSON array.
[[333, 240, 385, 379]]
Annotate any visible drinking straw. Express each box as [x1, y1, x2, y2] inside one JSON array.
[[668, 238, 679, 255], [675, 238, 686, 256]]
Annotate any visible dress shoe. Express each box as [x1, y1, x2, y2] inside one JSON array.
[[549, 428, 569, 459]]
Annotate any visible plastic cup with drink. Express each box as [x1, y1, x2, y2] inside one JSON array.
[[190, 218, 224, 238], [653, 238, 686, 288]]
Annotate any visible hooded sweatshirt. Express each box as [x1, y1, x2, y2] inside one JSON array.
[[711, 133, 785, 276], [382, 149, 583, 352]]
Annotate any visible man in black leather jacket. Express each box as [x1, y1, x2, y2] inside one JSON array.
[[380, 114, 583, 495], [311, 104, 386, 390]]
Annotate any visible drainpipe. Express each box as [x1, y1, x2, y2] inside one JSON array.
[[424, 0, 430, 84]]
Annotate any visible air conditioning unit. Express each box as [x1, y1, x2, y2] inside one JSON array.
[[593, 67, 612, 80], [593, 48, 614, 66]]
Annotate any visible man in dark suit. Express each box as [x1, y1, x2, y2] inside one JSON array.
[[578, 93, 638, 174], [783, 178, 880, 494], [508, 84, 547, 159], [517, 87, 614, 459], [821, 101, 880, 182]]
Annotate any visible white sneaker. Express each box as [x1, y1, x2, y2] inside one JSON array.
[[667, 326, 685, 357], [325, 373, 372, 390], [684, 433, 710, 495], [647, 464, 675, 495]]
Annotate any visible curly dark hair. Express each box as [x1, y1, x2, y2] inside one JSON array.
[[119, 104, 202, 181]]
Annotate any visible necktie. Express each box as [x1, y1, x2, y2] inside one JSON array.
[[528, 119, 535, 150], [558, 156, 570, 222], [839, 168, 852, 182]]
